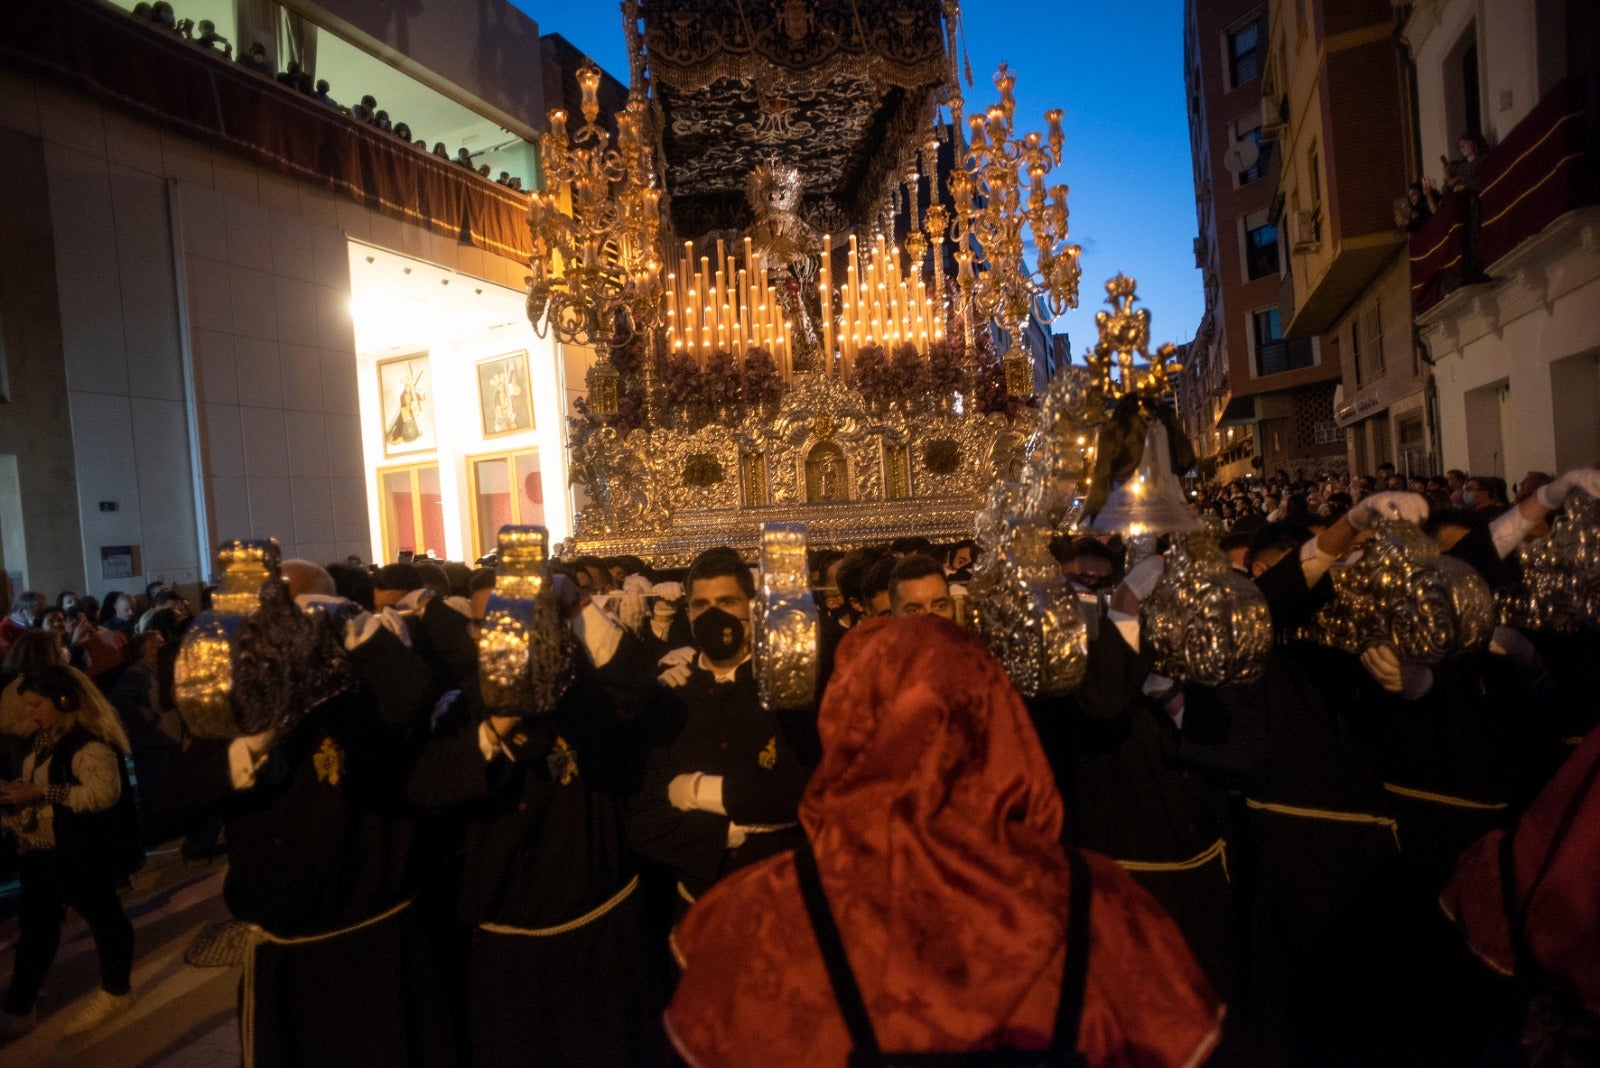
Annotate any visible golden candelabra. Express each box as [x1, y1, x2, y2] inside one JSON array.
[[526, 59, 663, 350], [948, 64, 1082, 370]]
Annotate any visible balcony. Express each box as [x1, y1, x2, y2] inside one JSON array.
[[1256, 338, 1316, 377], [1411, 75, 1598, 317], [0, 0, 536, 262]]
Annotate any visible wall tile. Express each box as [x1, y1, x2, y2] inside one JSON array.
[[321, 349, 360, 414], [129, 397, 199, 575], [0, 69, 41, 137], [314, 284, 355, 352], [212, 155, 259, 204], [186, 256, 232, 335], [270, 213, 314, 282], [337, 541, 373, 567], [284, 410, 329, 478], [37, 86, 106, 158], [246, 476, 294, 542], [324, 413, 365, 479], [201, 403, 245, 478], [299, 542, 338, 567], [191, 329, 237, 406], [177, 185, 228, 263], [301, 189, 341, 229], [49, 144, 130, 397], [368, 212, 405, 254], [274, 276, 320, 347], [239, 406, 289, 472], [310, 224, 351, 290], [162, 134, 214, 189], [112, 172, 185, 403], [234, 336, 285, 409], [291, 478, 334, 544], [224, 195, 273, 270], [229, 264, 277, 340], [331, 475, 370, 541], [280, 345, 323, 409], [207, 476, 252, 544], [102, 111, 164, 176], [334, 197, 372, 241], [66, 391, 143, 558], [257, 172, 303, 218]]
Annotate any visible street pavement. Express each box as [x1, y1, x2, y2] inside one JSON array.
[[0, 846, 242, 1066]]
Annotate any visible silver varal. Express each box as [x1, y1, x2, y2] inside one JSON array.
[[174, 538, 281, 740], [1141, 532, 1272, 686], [970, 517, 1087, 697], [478, 526, 577, 717], [751, 523, 819, 710], [1498, 491, 1600, 631], [1311, 518, 1490, 663]]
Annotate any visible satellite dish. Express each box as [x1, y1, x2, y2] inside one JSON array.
[[1222, 138, 1260, 175]]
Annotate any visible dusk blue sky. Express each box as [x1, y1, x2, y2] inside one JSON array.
[[513, 1, 1201, 357]]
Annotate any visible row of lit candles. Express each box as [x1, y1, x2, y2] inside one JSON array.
[[665, 234, 949, 385]]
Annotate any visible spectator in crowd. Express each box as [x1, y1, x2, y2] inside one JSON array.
[[0, 592, 44, 652], [237, 41, 270, 75]]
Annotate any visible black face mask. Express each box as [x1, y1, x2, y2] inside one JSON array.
[[692, 606, 746, 661]]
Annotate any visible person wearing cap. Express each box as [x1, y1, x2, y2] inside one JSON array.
[[0, 666, 142, 1038], [667, 616, 1223, 1066]]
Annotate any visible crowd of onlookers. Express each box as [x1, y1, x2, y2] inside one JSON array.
[[121, 1, 528, 190]]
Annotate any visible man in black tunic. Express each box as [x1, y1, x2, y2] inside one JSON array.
[[407, 579, 669, 1068], [625, 548, 817, 912], [153, 562, 451, 1068]]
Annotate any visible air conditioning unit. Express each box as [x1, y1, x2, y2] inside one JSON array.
[[1261, 95, 1287, 140], [1291, 209, 1320, 251]]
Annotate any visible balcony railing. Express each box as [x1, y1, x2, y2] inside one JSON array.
[[0, 0, 536, 262], [1411, 75, 1598, 316], [1256, 338, 1315, 377]]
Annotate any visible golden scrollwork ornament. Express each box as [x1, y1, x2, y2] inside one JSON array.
[[1141, 532, 1272, 686], [970, 517, 1087, 697], [1310, 518, 1491, 663], [751, 522, 819, 710], [174, 539, 281, 740], [478, 526, 577, 718], [1498, 491, 1600, 631]]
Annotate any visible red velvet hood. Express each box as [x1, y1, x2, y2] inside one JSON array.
[[667, 617, 1221, 1067]]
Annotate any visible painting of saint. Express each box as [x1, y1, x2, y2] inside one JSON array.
[[477, 352, 534, 437], [379, 354, 434, 456]]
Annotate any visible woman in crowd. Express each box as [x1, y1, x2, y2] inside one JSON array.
[[0, 666, 143, 1038]]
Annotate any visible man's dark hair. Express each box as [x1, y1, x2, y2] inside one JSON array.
[[888, 554, 946, 604], [686, 546, 754, 600], [1217, 530, 1255, 555], [862, 556, 898, 605], [834, 547, 887, 607], [326, 563, 375, 611], [1246, 522, 1312, 571], [372, 562, 424, 592], [468, 567, 497, 595], [571, 555, 606, 577], [889, 536, 934, 557], [945, 538, 978, 563], [145, 580, 167, 598], [442, 562, 473, 598], [1422, 508, 1483, 537], [1058, 537, 1118, 569]]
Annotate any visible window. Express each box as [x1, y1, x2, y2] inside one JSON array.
[[1357, 304, 1384, 383], [378, 463, 445, 562], [1244, 212, 1280, 280], [468, 450, 546, 559], [1253, 308, 1316, 376], [1307, 142, 1322, 206], [1227, 17, 1263, 89], [1232, 115, 1267, 185]]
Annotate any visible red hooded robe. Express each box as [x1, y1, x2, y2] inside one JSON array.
[[667, 616, 1222, 1067]]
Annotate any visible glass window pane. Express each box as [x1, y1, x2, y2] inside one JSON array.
[[515, 452, 546, 529], [416, 464, 445, 559], [474, 458, 513, 558], [382, 470, 415, 556]]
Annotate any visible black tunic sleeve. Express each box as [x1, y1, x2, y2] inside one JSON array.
[[1254, 546, 1332, 634], [146, 737, 235, 838]]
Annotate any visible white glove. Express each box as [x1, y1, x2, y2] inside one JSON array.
[[622, 574, 654, 597], [667, 772, 727, 815], [1488, 626, 1540, 670], [651, 581, 684, 602], [667, 772, 701, 811], [658, 646, 695, 689], [617, 589, 647, 631], [1346, 491, 1429, 531], [1359, 646, 1434, 700], [1536, 468, 1600, 510], [1120, 554, 1166, 602]]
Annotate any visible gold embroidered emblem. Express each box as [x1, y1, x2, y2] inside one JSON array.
[[313, 737, 344, 786], [758, 737, 778, 770], [546, 736, 579, 786]]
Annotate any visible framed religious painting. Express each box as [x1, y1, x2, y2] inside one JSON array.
[[476, 350, 535, 438], [378, 353, 435, 457]]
